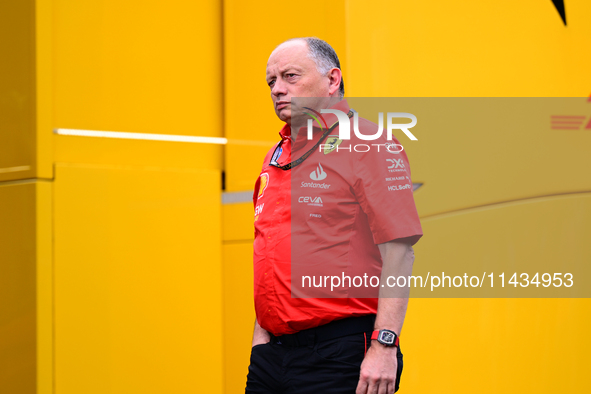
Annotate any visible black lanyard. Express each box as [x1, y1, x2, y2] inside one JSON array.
[[269, 109, 354, 171]]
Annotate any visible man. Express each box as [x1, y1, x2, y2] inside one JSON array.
[[246, 37, 422, 394]]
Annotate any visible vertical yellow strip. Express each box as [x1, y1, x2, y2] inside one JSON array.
[[0, 182, 36, 393], [36, 181, 53, 394], [35, 0, 53, 180], [36, 0, 54, 391]]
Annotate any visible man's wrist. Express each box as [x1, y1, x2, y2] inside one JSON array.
[[371, 329, 399, 347]]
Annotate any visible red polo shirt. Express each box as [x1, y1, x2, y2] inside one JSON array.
[[253, 99, 422, 336]]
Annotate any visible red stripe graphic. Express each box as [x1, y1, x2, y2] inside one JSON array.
[[550, 115, 589, 130]]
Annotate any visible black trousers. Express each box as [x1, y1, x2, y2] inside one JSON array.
[[245, 324, 403, 393]]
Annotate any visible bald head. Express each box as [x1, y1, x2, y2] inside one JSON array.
[[266, 38, 344, 123], [270, 38, 345, 97]]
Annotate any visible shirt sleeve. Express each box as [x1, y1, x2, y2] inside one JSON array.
[[253, 142, 280, 206], [352, 136, 423, 245]]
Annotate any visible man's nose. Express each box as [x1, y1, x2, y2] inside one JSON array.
[[271, 78, 287, 97]]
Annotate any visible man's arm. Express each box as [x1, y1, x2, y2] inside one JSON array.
[[252, 319, 271, 347], [356, 240, 415, 394]]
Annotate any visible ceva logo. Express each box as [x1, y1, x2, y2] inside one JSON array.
[[310, 163, 327, 181], [298, 196, 323, 204]]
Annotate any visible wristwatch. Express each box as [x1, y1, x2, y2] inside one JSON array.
[[371, 329, 399, 347]]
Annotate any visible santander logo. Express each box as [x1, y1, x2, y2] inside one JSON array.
[[310, 163, 327, 181]]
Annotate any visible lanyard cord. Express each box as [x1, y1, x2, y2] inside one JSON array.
[[269, 109, 354, 171]]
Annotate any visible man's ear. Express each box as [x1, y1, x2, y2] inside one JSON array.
[[327, 68, 342, 96]]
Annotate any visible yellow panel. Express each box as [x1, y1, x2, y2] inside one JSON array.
[[54, 164, 222, 393], [404, 299, 591, 393], [223, 0, 346, 191], [390, 97, 591, 217], [36, 181, 53, 394], [54, 134, 223, 171], [35, 0, 54, 180], [0, 1, 36, 182], [402, 193, 591, 392], [222, 242, 255, 394], [53, 0, 222, 137], [346, 0, 591, 96], [0, 181, 37, 393], [414, 192, 591, 283], [222, 203, 254, 242]]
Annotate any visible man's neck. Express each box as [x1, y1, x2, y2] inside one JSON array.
[[289, 96, 343, 141]]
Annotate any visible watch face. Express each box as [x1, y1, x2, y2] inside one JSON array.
[[379, 331, 395, 345]]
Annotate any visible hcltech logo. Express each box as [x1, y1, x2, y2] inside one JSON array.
[[303, 107, 417, 153], [310, 163, 327, 181]]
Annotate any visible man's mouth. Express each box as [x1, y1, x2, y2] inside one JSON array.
[[276, 101, 290, 110]]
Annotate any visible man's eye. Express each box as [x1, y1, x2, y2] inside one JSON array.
[[268, 80, 275, 87], [286, 74, 296, 78]]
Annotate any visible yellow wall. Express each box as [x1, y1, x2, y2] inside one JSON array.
[[222, 1, 591, 393], [0, 182, 37, 393], [406, 194, 591, 391], [50, 0, 225, 392], [54, 164, 222, 393], [1, 0, 590, 393], [0, 1, 36, 182], [346, 0, 591, 97], [3, 0, 226, 393]]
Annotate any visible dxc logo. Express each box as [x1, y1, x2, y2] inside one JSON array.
[[306, 109, 417, 141], [387, 159, 405, 169]]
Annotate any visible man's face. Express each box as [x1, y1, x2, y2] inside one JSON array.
[[266, 40, 332, 123]]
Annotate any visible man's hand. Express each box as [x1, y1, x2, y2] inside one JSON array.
[[355, 240, 414, 393], [252, 319, 271, 347], [356, 343, 398, 394]]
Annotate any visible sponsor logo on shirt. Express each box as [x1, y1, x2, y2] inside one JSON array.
[[388, 184, 412, 191], [323, 135, 342, 154], [387, 159, 406, 173], [386, 176, 406, 182], [298, 196, 324, 207], [301, 181, 331, 189], [254, 203, 264, 221], [257, 173, 269, 198], [310, 163, 327, 181], [387, 159, 404, 169], [384, 142, 403, 154], [310, 213, 322, 218]]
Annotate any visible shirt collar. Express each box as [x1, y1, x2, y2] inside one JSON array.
[[318, 99, 351, 128], [279, 123, 291, 140]]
